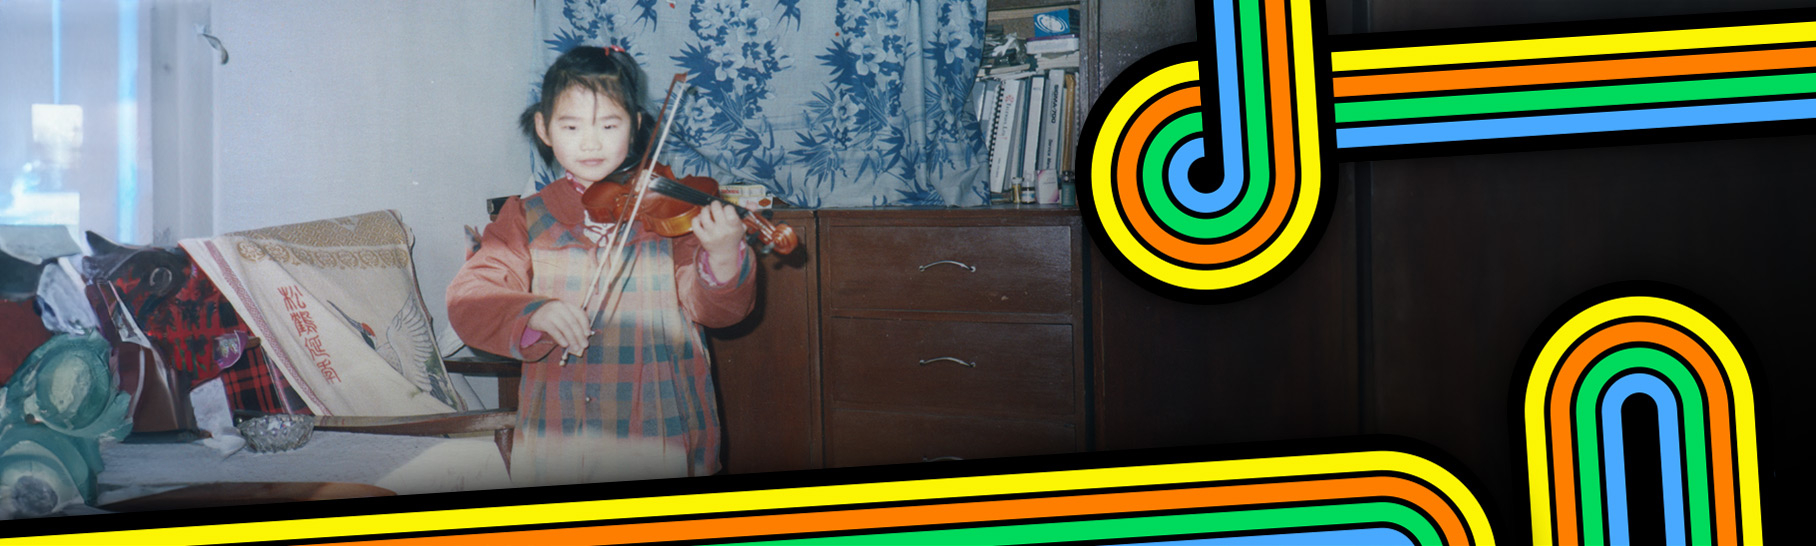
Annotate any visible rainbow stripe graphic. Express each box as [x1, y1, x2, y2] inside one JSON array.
[[2, 450, 1493, 545], [1081, 3, 1816, 298], [1077, 0, 1328, 299], [1522, 292, 1764, 545], [1332, 18, 1816, 149]]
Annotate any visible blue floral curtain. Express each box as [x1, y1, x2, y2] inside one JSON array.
[[534, 0, 991, 207]]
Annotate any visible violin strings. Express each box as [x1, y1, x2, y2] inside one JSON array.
[[651, 177, 713, 206], [652, 176, 757, 222]]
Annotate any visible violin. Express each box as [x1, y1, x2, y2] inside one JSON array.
[[580, 161, 800, 255], [576, 73, 799, 255], [560, 74, 794, 367]]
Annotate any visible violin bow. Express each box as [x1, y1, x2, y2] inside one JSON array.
[[564, 74, 691, 366]]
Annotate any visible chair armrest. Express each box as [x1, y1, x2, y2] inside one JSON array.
[[233, 409, 514, 437], [235, 409, 519, 471], [442, 355, 523, 411], [443, 355, 523, 377], [309, 410, 516, 436]]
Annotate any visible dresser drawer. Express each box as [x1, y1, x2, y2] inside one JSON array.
[[822, 225, 1075, 314], [825, 318, 1074, 417], [826, 409, 1077, 467]]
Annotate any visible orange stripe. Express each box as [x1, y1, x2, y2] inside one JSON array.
[[1547, 321, 1738, 545], [1649, 323, 1740, 545], [1110, 3, 1298, 266], [1114, 87, 1207, 261], [1258, 0, 1299, 260], [1333, 46, 1816, 97], [329, 476, 1464, 546]]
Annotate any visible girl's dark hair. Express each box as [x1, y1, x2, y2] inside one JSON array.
[[520, 46, 655, 178]]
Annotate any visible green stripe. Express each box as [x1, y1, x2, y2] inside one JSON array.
[[1571, 347, 1712, 546], [1140, 113, 1217, 238], [735, 501, 1440, 546], [1234, 0, 1272, 230], [1335, 72, 1816, 123], [1131, 0, 1275, 243]]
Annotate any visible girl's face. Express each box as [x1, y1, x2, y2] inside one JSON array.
[[534, 85, 633, 186]]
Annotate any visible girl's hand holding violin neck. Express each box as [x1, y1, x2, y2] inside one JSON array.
[[528, 299, 593, 358], [693, 200, 747, 275]]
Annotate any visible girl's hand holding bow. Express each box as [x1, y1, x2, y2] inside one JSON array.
[[693, 201, 746, 278], [528, 299, 592, 358]]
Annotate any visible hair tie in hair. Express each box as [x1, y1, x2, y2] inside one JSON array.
[[605, 45, 627, 55]]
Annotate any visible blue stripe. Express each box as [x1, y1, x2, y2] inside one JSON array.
[[1170, 137, 1225, 210], [1137, 527, 1416, 545], [1335, 98, 1816, 148], [1175, 0, 1244, 214], [118, 0, 139, 242], [1600, 372, 1688, 546]]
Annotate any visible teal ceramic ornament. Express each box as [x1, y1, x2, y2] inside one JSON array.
[[0, 423, 92, 518], [6, 333, 134, 440]]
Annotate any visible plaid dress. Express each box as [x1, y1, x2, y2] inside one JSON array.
[[448, 177, 755, 485]]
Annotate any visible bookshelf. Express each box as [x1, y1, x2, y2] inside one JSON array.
[[976, 1, 1088, 205]]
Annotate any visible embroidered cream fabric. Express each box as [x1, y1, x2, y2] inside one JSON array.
[[181, 211, 463, 416]]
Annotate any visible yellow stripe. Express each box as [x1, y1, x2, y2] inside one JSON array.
[[1522, 296, 1763, 544], [1089, 61, 1201, 284], [10, 451, 1489, 545], [1333, 21, 1816, 72], [1521, 301, 1614, 545], [1245, 0, 1325, 288], [1661, 298, 1765, 544]]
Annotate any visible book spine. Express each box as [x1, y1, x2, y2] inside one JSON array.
[[1026, 35, 1079, 54], [1040, 69, 1065, 175], [989, 77, 1026, 193], [978, 79, 1001, 190], [1021, 75, 1047, 199], [1061, 72, 1077, 173]]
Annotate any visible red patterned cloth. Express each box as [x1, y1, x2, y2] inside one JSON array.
[[83, 237, 209, 382], [218, 347, 310, 415], [0, 297, 53, 386], [144, 253, 311, 415]]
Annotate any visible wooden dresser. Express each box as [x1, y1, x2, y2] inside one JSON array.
[[709, 206, 1088, 473]]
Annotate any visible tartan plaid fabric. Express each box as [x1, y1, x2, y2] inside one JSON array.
[[143, 258, 241, 381], [146, 252, 311, 415], [218, 348, 312, 415], [83, 239, 189, 339], [511, 193, 721, 482], [90, 250, 222, 383]]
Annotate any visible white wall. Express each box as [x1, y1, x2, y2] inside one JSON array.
[[213, 1, 535, 356], [150, 0, 216, 246]]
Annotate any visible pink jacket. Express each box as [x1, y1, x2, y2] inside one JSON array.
[[446, 180, 756, 360]]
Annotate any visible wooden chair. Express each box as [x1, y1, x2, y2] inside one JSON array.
[[442, 355, 524, 411]]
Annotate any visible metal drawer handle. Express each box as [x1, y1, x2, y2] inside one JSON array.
[[917, 260, 977, 272], [918, 357, 977, 368], [922, 456, 965, 462]]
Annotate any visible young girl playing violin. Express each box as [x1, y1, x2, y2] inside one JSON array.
[[447, 45, 754, 485]]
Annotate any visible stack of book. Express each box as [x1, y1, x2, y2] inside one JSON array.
[[973, 5, 1081, 204], [1027, 7, 1079, 70]]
